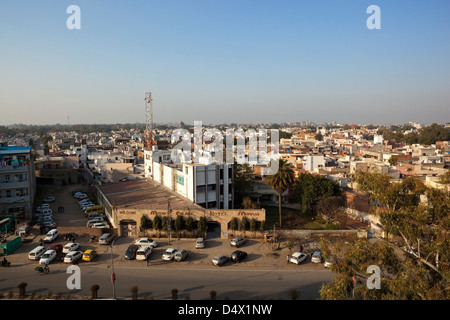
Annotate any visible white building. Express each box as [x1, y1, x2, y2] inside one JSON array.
[[144, 149, 234, 209], [303, 155, 325, 173]]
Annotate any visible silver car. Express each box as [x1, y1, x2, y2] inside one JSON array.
[[230, 237, 246, 247], [174, 249, 189, 262], [311, 251, 322, 264]]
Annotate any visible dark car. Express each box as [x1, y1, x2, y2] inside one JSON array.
[[125, 245, 140, 260], [230, 250, 248, 262], [49, 243, 63, 253]]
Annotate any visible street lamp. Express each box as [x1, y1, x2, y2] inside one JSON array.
[[105, 235, 120, 299], [167, 196, 176, 245]]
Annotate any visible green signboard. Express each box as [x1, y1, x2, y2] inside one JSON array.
[[177, 175, 184, 186]]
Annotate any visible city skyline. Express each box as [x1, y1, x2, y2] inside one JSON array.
[[1, 1, 449, 126]]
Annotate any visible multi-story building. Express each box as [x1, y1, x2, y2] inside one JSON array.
[[0, 146, 35, 220], [144, 149, 234, 209]]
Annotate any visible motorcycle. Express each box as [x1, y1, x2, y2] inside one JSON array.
[[1, 260, 11, 267], [35, 266, 51, 274]]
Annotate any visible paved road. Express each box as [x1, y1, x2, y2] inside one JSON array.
[[0, 264, 334, 300]]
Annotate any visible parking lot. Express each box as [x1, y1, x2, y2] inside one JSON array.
[[6, 183, 328, 272]]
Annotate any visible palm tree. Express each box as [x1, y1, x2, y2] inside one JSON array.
[[264, 159, 295, 227]]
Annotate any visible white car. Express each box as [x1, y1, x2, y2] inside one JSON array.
[[92, 222, 108, 228], [134, 238, 158, 248], [63, 242, 80, 254], [43, 229, 59, 243], [87, 217, 104, 227], [136, 246, 152, 261], [289, 252, 307, 265], [43, 196, 56, 203], [64, 251, 83, 263], [162, 248, 178, 261], [195, 238, 205, 249], [39, 249, 57, 265]]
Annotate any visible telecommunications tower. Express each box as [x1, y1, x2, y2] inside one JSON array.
[[144, 91, 156, 149]]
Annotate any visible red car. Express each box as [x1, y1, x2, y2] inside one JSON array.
[[49, 243, 63, 253]]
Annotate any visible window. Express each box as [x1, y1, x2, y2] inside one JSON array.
[[4, 175, 10, 182], [197, 186, 206, 193], [220, 169, 224, 180], [207, 184, 217, 191], [6, 190, 11, 198]]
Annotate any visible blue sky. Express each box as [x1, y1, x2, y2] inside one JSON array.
[[1, 0, 449, 125]]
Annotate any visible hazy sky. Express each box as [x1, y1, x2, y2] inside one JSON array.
[[1, 0, 449, 126]]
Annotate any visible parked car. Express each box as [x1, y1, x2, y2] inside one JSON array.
[[79, 199, 93, 206], [63, 242, 80, 254], [64, 250, 83, 263], [71, 190, 84, 196], [230, 250, 248, 262], [125, 245, 140, 260], [91, 222, 108, 228], [324, 257, 335, 268], [212, 255, 229, 266], [174, 249, 189, 261], [230, 237, 246, 247], [43, 196, 56, 203], [49, 243, 63, 253], [39, 249, 57, 265], [86, 217, 104, 227], [195, 238, 205, 249], [82, 249, 98, 262], [311, 251, 322, 264], [162, 248, 178, 261], [43, 229, 59, 243], [136, 246, 152, 261], [28, 246, 46, 261], [99, 233, 115, 245], [289, 252, 307, 265], [135, 238, 158, 247]]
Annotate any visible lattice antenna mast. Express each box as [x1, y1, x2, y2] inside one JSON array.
[[144, 91, 156, 149]]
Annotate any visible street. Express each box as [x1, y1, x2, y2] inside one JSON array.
[[0, 263, 334, 300]]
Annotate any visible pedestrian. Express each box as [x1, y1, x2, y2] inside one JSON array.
[[286, 255, 290, 264], [146, 255, 151, 266]]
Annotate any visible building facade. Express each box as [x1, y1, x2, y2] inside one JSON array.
[[0, 146, 36, 220]]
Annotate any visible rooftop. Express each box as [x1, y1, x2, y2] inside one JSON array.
[[98, 179, 204, 211], [0, 146, 31, 155]]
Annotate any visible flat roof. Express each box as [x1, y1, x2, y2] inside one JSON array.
[[0, 146, 31, 155], [98, 179, 204, 211]]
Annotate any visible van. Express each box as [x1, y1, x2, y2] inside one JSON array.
[[84, 205, 104, 216], [136, 246, 152, 261], [28, 246, 46, 260], [43, 229, 59, 243]]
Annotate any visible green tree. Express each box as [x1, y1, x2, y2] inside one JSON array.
[[175, 215, 185, 237], [198, 216, 208, 237], [234, 163, 254, 208], [229, 217, 238, 234], [264, 159, 295, 227], [249, 218, 257, 237], [354, 169, 449, 291], [240, 216, 249, 234], [186, 216, 194, 234], [153, 215, 162, 236], [292, 173, 340, 216]]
